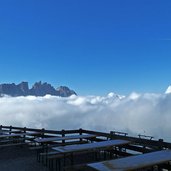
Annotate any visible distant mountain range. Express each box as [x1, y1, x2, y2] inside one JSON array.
[[0, 81, 77, 97]]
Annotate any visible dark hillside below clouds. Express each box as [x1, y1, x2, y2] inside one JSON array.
[[0, 81, 77, 97]]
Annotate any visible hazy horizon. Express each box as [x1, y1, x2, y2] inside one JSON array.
[[1, 91, 171, 142]]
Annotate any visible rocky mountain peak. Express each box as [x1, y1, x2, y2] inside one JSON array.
[[30, 81, 57, 96], [0, 81, 77, 97], [56, 86, 77, 97]]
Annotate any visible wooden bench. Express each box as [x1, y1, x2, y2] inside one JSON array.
[[87, 150, 171, 171]]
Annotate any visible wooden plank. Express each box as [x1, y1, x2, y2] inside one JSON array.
[[87, 150, 171, 171], [0, 132, 41, 138], [1, 125, 80, 135], [0, 130, 22, 135], [52, 140, 130, 153], [34, 134, 96, 143], [0, 137, 33, 144]]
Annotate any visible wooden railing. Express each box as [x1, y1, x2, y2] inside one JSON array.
[[1, 125, 171, 151]]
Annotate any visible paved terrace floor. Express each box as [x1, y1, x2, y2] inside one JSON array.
[[0, 145, 49, 171]]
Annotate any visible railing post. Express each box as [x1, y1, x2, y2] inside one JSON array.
[[0, 125, 2, 135], [41, 128, 45, 138], [79, 128, 83, 142], [23, 127, 26, 142], [158, 139, 164, 150], [110, 131, 114, 140], [10, 125, 12, 134], [24, 127, 26, 133], [62, 129, 65, 144]]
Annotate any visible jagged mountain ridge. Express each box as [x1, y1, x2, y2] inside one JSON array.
[[0, 81, 77, 97]]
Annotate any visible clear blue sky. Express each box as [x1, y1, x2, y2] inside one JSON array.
[[0, 0, 171, 95]]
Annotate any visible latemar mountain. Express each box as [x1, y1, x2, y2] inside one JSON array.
[[0, 81, 77, 97]]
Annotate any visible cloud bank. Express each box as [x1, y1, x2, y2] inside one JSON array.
[[1, 92, 171, 141]]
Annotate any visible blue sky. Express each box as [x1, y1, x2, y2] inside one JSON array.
[[0, 0, 171, 95]]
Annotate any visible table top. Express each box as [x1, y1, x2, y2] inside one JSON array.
[[87, 150, 171, 171], [52, 139, 130, 153], [34, 134, 97, 143]]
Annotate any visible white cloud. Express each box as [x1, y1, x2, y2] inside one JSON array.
[[165, 85, 171, 94], [0, 93, 171, 141]]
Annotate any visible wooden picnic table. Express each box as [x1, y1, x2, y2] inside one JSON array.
[[47, 139, 130, 171], [87, 150, 171, 171], [0, 131, 42, 147]]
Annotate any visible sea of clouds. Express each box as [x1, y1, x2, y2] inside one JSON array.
[[1, 91, 171, 141]]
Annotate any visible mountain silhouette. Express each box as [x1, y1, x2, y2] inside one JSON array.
[[0, 81, 77, 97]]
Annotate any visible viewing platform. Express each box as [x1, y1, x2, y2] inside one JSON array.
[[0, 125, 171, 171]]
